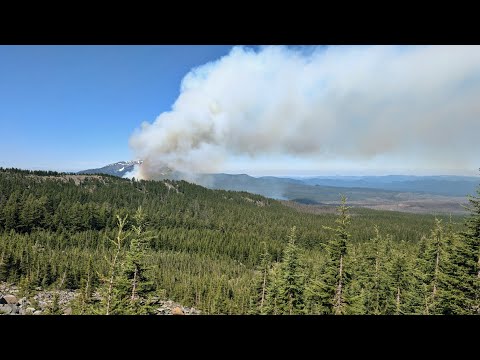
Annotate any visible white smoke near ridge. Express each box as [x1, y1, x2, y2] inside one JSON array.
[[129, 45, 480, 179], [122, 164, 140, 179]]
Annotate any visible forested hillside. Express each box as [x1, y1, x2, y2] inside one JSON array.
[[0, 168, 478, 314]]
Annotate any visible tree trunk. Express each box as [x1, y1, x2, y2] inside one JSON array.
[[432, 238, 441, 303], [131, 266, 138, 302], [260, 266, 267, 312], [396, 286, 401, 315], [106, 243, 121, 315], [106, 252, 118, 315], [375, 252, 380, 313], [477, 253, 480, 279], [289, 293, 293, 315], [85, 267, 91, 300], [106, 216, 126, 315], [334, 255, 344, 315], [424, 284, 429, 315]]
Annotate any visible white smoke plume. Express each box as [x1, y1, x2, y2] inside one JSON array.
[[129, 45, 480, 179], [122, 164, 140, 179]]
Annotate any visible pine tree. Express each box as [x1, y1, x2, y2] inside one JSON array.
[[73, 256, 96, 314], [18, 275, 35, 299], [386, 248, 412, 315], [117, 207, 155, 314], [98, 214, 129, 315], [278, 226, 305, 314], [0, 253, 15, 282], [361, 227, 393, 314], [460, 181, 480, 314], [3, 191, 20, 231], [262, 227, 305, 314], [410, 218, 453, 314], [321, 195, 351, 314], [45, 292, 62, 315], [249, 241, 271, 314], [433, 218, 461, 314], [439, 181, 480, 314], [263, 262, 282, 315]]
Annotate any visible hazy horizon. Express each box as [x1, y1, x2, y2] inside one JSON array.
[[1, 45, 479, 178], [6, 162, 478, 178]]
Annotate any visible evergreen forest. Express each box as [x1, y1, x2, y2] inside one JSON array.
[[0, 168, 478, 315]]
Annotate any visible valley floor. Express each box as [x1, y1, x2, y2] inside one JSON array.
[[282, 196, 468, 215]]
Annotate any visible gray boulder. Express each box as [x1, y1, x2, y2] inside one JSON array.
[[0, 304, 13, 314], [1, 294, 18, 304], [26, 307, 36, 315], [8, 304, 19, 314], [18, 297, 27, 306]]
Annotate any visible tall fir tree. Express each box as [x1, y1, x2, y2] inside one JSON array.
[[263, 227, 305, 314], [357, 226, 393, 314], [439, 179, 480, 314], [386, 247, 412, 315], [117, 207, 155, 314], [410, 218, 454, 314], [321, 195, 352, 314], [98, 214, 129, 315], [263, 262, 282, 315], [461, 180, 480, 313], [279, 226, 305, 314], [249, 241, 272, 314]]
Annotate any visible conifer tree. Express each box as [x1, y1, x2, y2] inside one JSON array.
[[263, 262, 282, 315], [3, 191, 20, 231], [438, 180, 480, 314], [321, 195, 351, 314], [98, 214, 128, 315], [409, 218, 454, 314], [459, 181, 480, 314], [386, 248, 412, 315], [73, 256, 96, 314], [249, 241, 271, 314], [117, 207, 155, 314], [279, 226, 305, 314], [263, 227, 305, 314], [361, 227, 392, 314]]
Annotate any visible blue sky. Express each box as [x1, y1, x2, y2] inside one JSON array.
[[1, 45, 479, 176], [0, 45, 233, 171]]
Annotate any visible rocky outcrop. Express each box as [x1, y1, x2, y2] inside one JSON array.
[[0, 283, 74, 315], [0, 282, 201, 315]]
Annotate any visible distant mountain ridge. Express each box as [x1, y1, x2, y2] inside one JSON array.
[[78, 160, 143, 177], [78, 161, 477, 213], [296, 175, 479, 197]]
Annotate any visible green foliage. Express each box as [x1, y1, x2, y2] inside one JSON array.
[[18, 275, 35, 298], [249, 242, 272, 314], [408, 219, 453, 314], [262, 227, 306, 314], [357, 227, 393, 314], [279, 227, 306, 314], [436, 186, 480, 314], [0, 168, 477, 314], [44, 292, 63, 315], [320, 195, 352, 314], [387, 249, 412, 314], [116, 207, 156, 314]]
